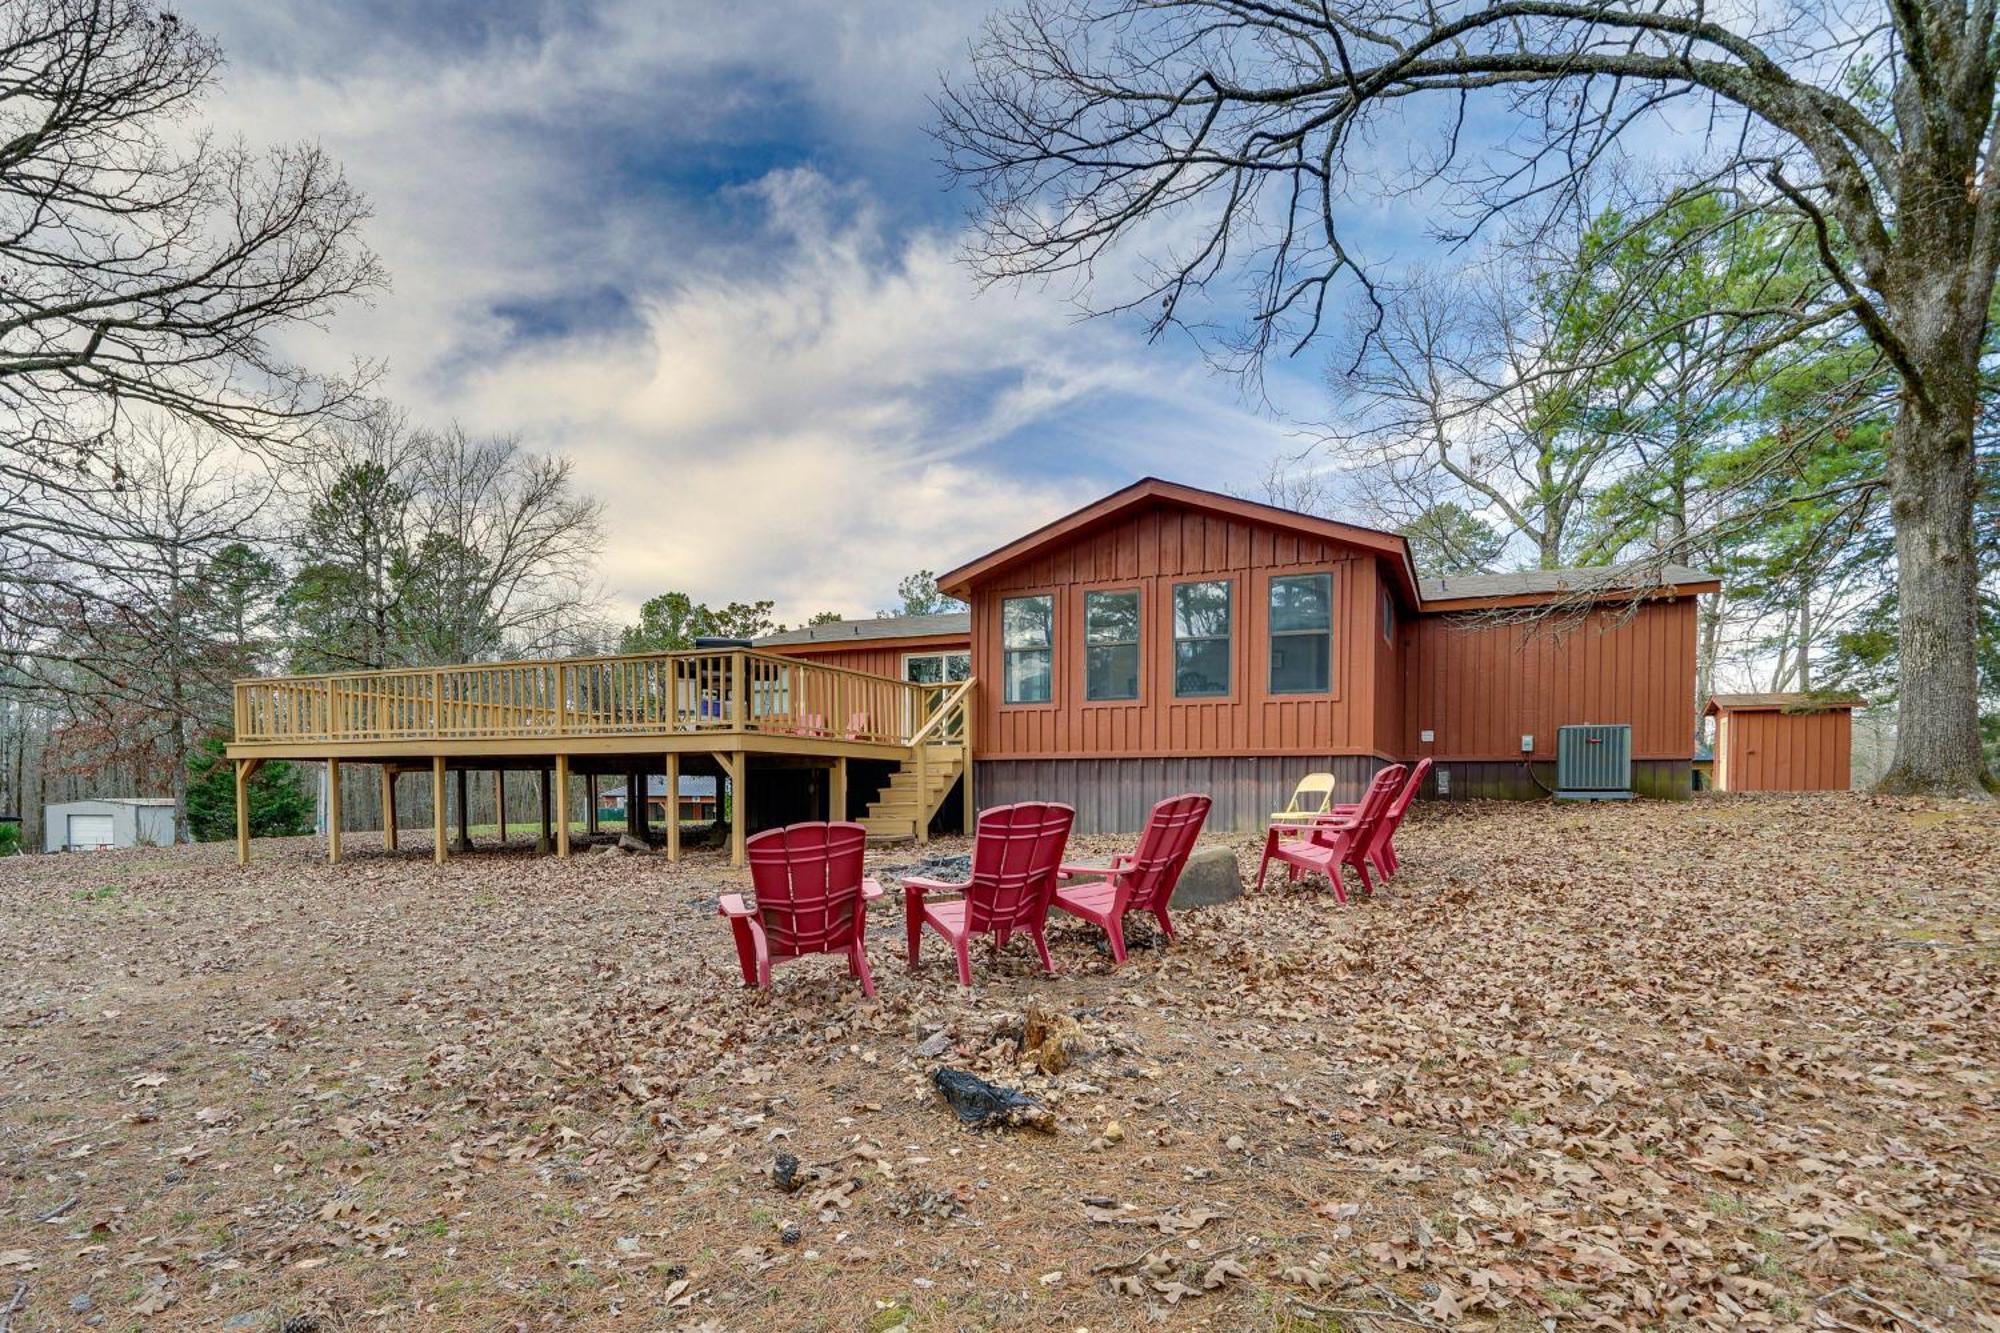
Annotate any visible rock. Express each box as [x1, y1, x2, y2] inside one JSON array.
[[1170, 846, 1243, 909], [616, 833, 651, 853], [70, 1294, 93, 1314], [888, 852, 970, 883], [914, 1030, 953, 1060], [931, 1067, 1055, 1133]]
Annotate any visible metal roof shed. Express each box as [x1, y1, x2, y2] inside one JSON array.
[[43, 798, 179, 852]]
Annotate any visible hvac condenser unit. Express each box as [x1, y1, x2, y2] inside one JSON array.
[[1555, 724, 1633, 800]]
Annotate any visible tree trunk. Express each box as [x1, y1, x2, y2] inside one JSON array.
[[1878, 371, 1993, 795]]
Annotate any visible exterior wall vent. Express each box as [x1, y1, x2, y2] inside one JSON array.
[[1555, 724, 1633, 800]]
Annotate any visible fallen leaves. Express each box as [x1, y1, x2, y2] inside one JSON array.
[[0, 794, 1992, 1330]]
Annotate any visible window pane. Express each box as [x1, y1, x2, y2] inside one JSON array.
[[904, 655, 943, 684], [1087, 643, 1140, 700], [1270, 574, 1332, 632], [1270, 632, 1332, 693], [1174, 581, 1231, 639], [945, 652, 971, 682], [1005, 648, 1051, 703], [1002, 595, 1052, 649], [1085, 590, 1140, 644], [1174, 638, 1230, 697]]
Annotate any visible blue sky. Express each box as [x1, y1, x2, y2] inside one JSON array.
[[194, 0, 1437, 623]]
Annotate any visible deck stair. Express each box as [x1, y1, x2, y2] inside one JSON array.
[[860, 744, 964, 841]]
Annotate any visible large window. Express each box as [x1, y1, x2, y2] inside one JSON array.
[[1270, 573, 1333, 694], [1172, 580, 1232, 698], [1084, 589, 1141, 701], [1002, 595, 1054, 703]]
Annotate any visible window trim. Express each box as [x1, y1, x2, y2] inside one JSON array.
[[999, 591, 1057, 707], [1268, 570, 1336, 696], [1080, 584, 1143, 705], [1170, 577, 1235, 701]]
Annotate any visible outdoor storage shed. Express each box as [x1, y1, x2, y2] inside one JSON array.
[[42, 798, 178, 852], [1703, 694, 1859, 792]]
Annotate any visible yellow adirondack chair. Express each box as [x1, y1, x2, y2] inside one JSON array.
[[1270, 772, 1339, 827]]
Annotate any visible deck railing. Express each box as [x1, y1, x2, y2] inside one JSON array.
[[233, 649, 946, 748]]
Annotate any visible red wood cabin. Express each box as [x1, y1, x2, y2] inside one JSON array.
[[226, 476, 1721, 867], [758, 479, 1718, 834]]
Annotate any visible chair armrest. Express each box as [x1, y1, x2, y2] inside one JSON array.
[[718, 893, 754, 918], [860, 877, 885, 902], [901, 875, 960, 895], [1056, 861, 1123, 883]]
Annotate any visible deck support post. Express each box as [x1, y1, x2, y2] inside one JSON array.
[[961, 705, 975, 834], [629, 768, 649, 843], [453, 768, 471, 852], [382, 766, 398, 852], [431, 757, 447, 864], [586, 774, 599, 836], [234, 759, 251, 866], [712, 750, 745, 868], [914, 738, 929, 846], [555, 754, 571, 857], [830, 757, 847, 823], [536, 769, 552, 854], [664, 752, 680, 861], [494, 770, 507, 844], [326, 759, 342, 864]]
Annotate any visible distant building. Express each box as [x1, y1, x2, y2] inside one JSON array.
[[43, 798, 178, 852], [597, 775, 720, 824], [1703, 693, 1861, 791]]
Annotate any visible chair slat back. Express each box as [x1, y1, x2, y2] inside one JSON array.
[[964, 801, 1075, 934], [1118, 793, 1213, 912], [747, 821, 869, 959], [1344, 764, 1407, 838], [1361, 757, 1429, 855]]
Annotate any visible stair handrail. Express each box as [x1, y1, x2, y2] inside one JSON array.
[[907, 677, 976, 748]]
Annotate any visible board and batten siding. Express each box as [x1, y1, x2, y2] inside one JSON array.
[[766, 636, 970, 683], [1717, 708, 1852, 791], [967, 503, 1403, 761], [1404, 598, 1700, 762]]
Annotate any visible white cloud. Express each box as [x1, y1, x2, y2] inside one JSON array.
[[196, 1, 1305, 624]]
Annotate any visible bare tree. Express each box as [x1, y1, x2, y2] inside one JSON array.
[[285, 416, 606, 670], [940, 0, 1998, 794]]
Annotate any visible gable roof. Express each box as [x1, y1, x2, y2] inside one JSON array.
[[1704, 692, 1862, 716], [934, 477, 1423, 605], [1421, 563, 1721, 612], [757, 611, 970, 648]]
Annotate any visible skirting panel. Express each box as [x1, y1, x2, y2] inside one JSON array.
[[973, 756, 1383, 835], [1418, 758, 1692, 802], [974, 755, 1694, 831]]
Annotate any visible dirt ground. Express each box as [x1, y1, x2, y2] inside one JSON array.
[[1, 795, 1995, 1333]]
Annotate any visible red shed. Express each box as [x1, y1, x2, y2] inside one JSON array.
[[1704, 693, 1860, 792]]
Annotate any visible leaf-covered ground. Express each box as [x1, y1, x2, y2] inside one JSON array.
[[1, 794, 1995, 1332]]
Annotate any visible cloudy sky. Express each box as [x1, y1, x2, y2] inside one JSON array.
[[192, 0, 1430, 624]]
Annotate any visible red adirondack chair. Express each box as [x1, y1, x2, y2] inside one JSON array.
[[903, 801, 1075, 986], [1255, 764, 1406, 901], [1358, 756, 1430, 881], [1052, 792, 1212, 963], [719, 821, 884, 996]]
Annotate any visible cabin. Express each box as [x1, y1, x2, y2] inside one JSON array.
[[223, 477, 1718, 865], [1703, 693, 1859, 792], [598, 775, 721, 824]]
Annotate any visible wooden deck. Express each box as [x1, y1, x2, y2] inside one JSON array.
[[228, 648, 975, 867]]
